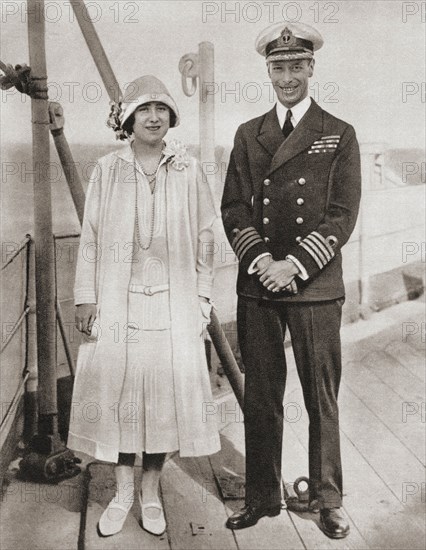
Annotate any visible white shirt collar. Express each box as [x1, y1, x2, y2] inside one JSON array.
[[276, 96, 312, 128]]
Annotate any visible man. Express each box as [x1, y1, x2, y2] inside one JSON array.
[[221, 21, 361, 539]]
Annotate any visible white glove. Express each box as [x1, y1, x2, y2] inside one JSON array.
[[199, 298, 212, 339]]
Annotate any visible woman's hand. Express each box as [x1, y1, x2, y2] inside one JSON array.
[[75, 303, 97, 336], [199, 296, 212, 339], [199, 296, 212, 319]]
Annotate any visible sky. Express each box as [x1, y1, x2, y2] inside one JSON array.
[[1, 0, 425, 149]]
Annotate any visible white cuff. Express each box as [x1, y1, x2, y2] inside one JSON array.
[[286, 255, 309, 280], [197, 275, 213, 300], [248, 253, 272, 274], [74, 289, 97, 305]]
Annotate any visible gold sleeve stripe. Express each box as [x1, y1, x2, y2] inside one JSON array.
[[304, 235, 329, 265], [307, 233, 333, 262], [231, 226, 258, 249], [238, 236, 264, 261], [312, 231, 335, 256], [234, 230, 261, 256], [299, 241, 324, 269]]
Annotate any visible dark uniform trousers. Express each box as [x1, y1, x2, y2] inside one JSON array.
[[238, 296, 344, 509], [221, 99, 361, 511]]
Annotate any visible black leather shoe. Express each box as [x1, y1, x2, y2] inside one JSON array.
[[226, 503, 281, 530], [320, 508, 350, 539]]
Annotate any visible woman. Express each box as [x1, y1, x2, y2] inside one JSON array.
[[68, 75, 220, 537]]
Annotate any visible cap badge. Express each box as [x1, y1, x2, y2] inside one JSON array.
[[281, 27, 293, 45], [151, 93, 158, 99]]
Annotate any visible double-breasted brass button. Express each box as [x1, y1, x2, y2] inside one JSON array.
[[264, 237, 270, 243], [296, 197, 304, 205], [296, 236, 302, 243], [263, 198, 270, 205], [264, 179, 271, 186], [263, 217, 270, 225], [298, 177, 306, 185], [296, 217, 304, 224]]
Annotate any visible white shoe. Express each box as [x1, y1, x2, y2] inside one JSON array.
[[138, 491, 166, 535], [97, 496, 133, 537]]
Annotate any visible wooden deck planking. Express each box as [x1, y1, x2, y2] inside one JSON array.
[[338, 388, 426, 549], [84, 463, 170, 550], [160, 454, 238, 550], [287, 379, 425, 550], [407, 338, 426, 355], [382, 341, 426, 384], [282, 419, 368, 550], [209, 420, 305, 550], [338, 383, 425, 498], [362, 322, 426, 371], [341, 359, 425, 464], [341, 369, 425, 548], [283, 367, 372, 550], [284, 328, 425, 548], [343, 343, 425, 404], [403, 330, 426, 354], [369, 348, 425, 402], [81, 301, 425, 550]]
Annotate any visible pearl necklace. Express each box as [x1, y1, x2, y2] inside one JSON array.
[[138, 153, 163, 187], [134, 157, 162, 250]]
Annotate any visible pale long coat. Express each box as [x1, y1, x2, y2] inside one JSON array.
[[67, 143, 221, 462]]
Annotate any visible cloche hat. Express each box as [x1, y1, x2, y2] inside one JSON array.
[[120, 75, 180, 128]]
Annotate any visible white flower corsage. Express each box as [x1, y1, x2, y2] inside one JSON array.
[[163, 139, 190, 170]]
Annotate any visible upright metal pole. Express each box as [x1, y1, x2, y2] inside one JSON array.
[[179, 43, 244, 403], [198, 42, 216, 198], [27, 0, 58, 435], [24, 236, 38, 441], [19, 0, 85, 481], [179, 42, 218, 213], [70, 0, 122, 102]]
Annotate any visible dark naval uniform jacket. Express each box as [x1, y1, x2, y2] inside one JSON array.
[[221, 99, 361, 301]]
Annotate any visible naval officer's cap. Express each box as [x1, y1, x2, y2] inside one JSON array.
[[255, 22, 323, 62]]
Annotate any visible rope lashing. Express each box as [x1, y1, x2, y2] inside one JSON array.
[[0, 61, 48, 99]]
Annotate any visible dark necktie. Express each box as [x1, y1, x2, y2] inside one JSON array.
[[282, 109, 294, 139]]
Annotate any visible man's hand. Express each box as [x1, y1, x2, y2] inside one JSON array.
[[75, 303, 97, 335], [254, 255, 273, 273], [258, 260, 299, 293]]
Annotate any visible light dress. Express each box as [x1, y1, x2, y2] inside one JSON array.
[[118, 162, 179, 454]]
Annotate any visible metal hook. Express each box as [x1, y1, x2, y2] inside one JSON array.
[[285, 477, 320, 513], [178, 54, 199, 97]]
